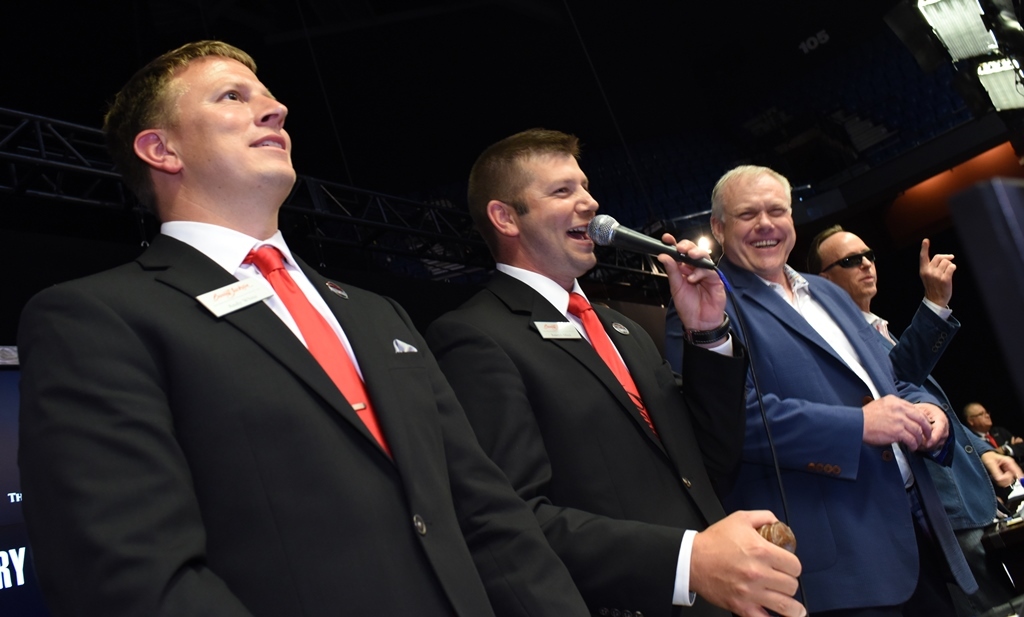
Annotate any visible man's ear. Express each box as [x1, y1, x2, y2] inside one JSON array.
[[818, 262, 834, 282], [133, 129, 182, 174], [710, 215, 724, 246], [487, 200, 520, 238]]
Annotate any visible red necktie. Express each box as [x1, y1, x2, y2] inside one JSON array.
[[245, 245, 391, 456], [567, 293, 657, 437], [986, 433, 999, 449]]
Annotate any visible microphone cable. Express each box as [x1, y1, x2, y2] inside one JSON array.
[[715, 266, 809, 608]]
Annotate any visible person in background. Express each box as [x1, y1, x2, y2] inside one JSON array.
[[964, 402, 1024, 463]]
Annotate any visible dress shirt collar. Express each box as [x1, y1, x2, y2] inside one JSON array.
[[863, 311, 885, 327], [758, 265, 808, 304], [496, 263, 587, 314], [161, 221, 296, 274]]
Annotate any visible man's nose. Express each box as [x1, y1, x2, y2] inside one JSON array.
[[257, 97, 288, 128]]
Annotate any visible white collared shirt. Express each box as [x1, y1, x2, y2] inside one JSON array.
[[496, 262, 699, 607], [161, 221, 364, 377], [762, 266, 912, 486]]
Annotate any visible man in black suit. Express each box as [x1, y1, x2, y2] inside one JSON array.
[[17, 41, 588, 617], [425, 129, 803, 617]]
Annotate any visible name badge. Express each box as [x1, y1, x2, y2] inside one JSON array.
[[535, 321, 582, 339], [197, 278, 274, 317]]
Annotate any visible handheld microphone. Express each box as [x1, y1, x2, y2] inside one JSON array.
[[587, 214, 717, 270]]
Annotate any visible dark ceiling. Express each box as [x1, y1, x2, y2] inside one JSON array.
[[6, 0, 905, 202]]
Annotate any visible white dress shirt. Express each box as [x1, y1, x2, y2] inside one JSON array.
[[762, 267, 913, 487], [161, 221, 365, 377], [496, 263, 700, 607]]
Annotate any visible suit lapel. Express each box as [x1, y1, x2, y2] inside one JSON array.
[[723, 262, 846, 366], [722, 260, 893, 391], [300, 261, 398, 458], [487, 273, 666, 453], [592, 306, 668, 451], [811, 281, 898, 395], [139, 235, 389, 458]]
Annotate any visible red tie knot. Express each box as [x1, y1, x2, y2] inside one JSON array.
[[245, 244, 286, 275], [567, 292, 592, 319]]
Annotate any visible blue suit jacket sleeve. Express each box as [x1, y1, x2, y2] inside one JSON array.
[[888, 302, 960, 387]]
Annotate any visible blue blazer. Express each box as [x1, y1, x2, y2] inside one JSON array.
[[883, 305, 997, 531], [716, 259, 975, 613]]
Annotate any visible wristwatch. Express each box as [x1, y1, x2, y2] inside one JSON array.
[[684, 314, 731, 346]]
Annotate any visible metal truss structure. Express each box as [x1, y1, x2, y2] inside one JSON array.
[[0, 107, 666, 294]]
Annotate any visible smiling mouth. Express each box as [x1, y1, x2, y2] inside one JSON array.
[[567, 225, 590, 241], [252, 139, 285, 149], [751, 239, 779, 248]]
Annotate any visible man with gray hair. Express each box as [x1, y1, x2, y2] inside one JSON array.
[[707, 165, 977, 616]]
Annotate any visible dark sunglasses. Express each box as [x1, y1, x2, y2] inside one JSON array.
[[821, 249, 875, 272]]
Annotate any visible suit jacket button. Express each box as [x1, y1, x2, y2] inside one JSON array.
[[881, 450, 893, 462], [413, 514, 427, 536], [598, 609, 609, 616], [965, 444, 974, 454], [681, 477, 692, 488], [612, 610, 622, 617]]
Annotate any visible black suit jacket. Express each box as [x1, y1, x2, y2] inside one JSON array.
[[17, 235, 588, 617], [426, 272, 748, 617]]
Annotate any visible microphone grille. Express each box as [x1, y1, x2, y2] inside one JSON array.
[[588, 215, 618, 246]]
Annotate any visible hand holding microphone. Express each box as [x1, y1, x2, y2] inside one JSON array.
[[587, 215, 716, 269]]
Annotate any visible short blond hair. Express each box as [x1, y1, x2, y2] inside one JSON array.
[[103, 41, 257, 211]]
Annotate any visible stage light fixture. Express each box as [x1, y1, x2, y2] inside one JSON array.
[[977, 56, 1024, 109], [918, 0, 999, 61]]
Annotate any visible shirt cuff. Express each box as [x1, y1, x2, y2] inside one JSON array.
[[922, 297, 952, 320], [707, 334, 733, 357], [673, 529, 698, 606]]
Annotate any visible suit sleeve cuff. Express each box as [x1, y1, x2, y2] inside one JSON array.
[[922, 298, 952, 320], [673, 529, 698, 606]]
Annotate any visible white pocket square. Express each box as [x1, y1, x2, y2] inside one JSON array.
[[393, 339, 419, 353]]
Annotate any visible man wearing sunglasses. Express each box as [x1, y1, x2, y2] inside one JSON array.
[[809, 226, 1021, 615]]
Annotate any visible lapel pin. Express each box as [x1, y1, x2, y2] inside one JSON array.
[[612, 323, 630, 335], [326, 281, 349, 299]]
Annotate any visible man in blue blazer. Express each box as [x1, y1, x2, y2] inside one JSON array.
[[708, 165, 977, 616], [810, 226, 1020, 614]]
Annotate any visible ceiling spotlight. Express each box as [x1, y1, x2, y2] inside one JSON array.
[[918, 0, 999, 61], [977, 56, 1024, 109]]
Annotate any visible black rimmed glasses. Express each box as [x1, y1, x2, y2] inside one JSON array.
[[821, 249, 875, 272]]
